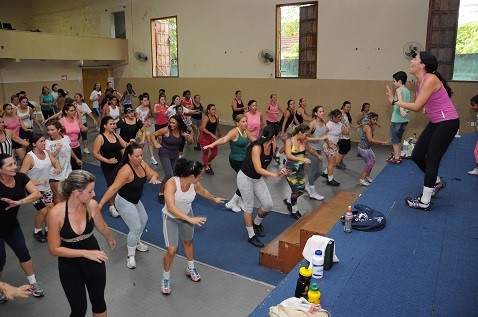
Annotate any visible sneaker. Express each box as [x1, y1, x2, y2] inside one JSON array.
[[336, 162, 347, 170], [358, 179, 370, 186], [205, 167, 214, 175], [109, 206, 120, 218], [31, 282, 44, 297], [158, 194, 165, 204], [0, 292, 7, 304], [161, 277, 171, 295], [126, 256, 136, 269], [365, 177, 373, 183], [225, 201, 241, 213], [468, 168, 478, 175], [432, 177, 446, 196], [83, 148, 90, 154], [309, 192, 324, 201], [321, 172, 328, 179], [283, 199, 292, 213], [136, 241, 149, 252], [150, 157, 158, 165], [290, 211, 302, 219], [327, 179, 340, 186], [405, 196, 432, 211], [185, 268, 201, 282], [253, 224, 265, 237], [304, 183, 312, 195], [33, 231, 47, 243], [248, 235, 264, 248]]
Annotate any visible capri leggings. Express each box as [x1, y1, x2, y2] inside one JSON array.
[[285, 163, 306, 205], [358, 147, 376, 174], [237, 171, 273, 213], [115, 195, 148, 248], [159, 156, 178, 192], [0, 226, 31, 270], [59, 257, 106, 316], [412, 119, 459, 188], [229, 157, 243, 196], [162, 212, 194, 247], [308, 151, 323, 186]]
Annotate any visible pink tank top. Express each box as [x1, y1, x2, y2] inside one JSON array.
[[418, 74, 459, 123], [245, 111, 262, 139], [61, 117, 81, 148], [265, 102, 280, 123], [4, 116, 21, 135]]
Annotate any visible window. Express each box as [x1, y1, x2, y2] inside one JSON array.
[[427, 0, 478, 81], [151, 17, 178, 77], [113, 11, 126, 39], [276, 2, 317, 78]]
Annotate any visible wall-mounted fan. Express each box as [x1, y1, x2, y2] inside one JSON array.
[[134, 51, 148, 62], [258, 49, 274, 64], [403, 42, 424, 60]]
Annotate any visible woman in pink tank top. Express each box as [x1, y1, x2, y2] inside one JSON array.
[[387, 51, 459, 211], [245, 100, 264, 139]]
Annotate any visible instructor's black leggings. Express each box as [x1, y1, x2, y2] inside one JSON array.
[[411, 119, 459, 188]]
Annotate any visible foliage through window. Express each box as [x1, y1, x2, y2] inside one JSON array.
[[151, 17, 178, 77], [453, 0, 478, 80], [276, 2, 317, 78]]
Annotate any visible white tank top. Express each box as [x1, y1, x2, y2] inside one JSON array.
[[109, 105, 120, 123], [162, 177, 196, 218], [17, 107, 33, 128], [26, 150, 52, 192]]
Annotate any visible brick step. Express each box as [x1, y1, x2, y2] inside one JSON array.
[[259, 191, 358, 273]]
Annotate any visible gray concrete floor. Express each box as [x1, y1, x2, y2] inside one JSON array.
[[1, 121, 391, 316]]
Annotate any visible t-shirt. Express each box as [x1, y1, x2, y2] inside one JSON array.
[[0, 172, 30, 237], [326, 121, 342, 144], [76, 102, 92, 124], [45, 135, 72, 181], [90, 90, 102, 109], [391, 86, 410, 123]]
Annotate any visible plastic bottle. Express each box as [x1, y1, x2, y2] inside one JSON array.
[[294, 266, 312, 298], [307, 283, 321, 304], [344, 206, 353, 233], [323, 240, 334, 271], [311, 250, 324, 279]]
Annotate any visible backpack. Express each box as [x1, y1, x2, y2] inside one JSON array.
[[341, 204, 386, 231]]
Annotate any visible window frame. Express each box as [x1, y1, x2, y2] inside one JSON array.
[[151, 16, 179, 78]]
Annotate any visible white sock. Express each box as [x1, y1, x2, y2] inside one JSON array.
[[34, 227, 42, 234], [308, 184, 315, 192], [253, 216, 263, 226], [246, 226, 255, 238], [163, 271, 170, 279], [44, 227, 48, 232], [292, 205, 298, 213], [328, 175, 334, 182], [127, 246, 136, 257], [230, 193, 240, 205], [421, 187, 434, 204], [27, 274, 36, 284], [187, 260, 195, 270]]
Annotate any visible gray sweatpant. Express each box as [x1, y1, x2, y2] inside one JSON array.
[[115, 194, 148, 248], [308, 151, 323, 185], [237, 171, 273, 213]]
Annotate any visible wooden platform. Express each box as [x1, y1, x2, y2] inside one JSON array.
[[259, 191, 358, 273]]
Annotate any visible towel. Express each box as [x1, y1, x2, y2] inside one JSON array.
[[302, 235, 339, 265]]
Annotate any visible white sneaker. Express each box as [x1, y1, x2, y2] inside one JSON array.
[[358, 179, 370, 186], [309, 191, 325, 201], [305, 183, 312, 195], [225, 201, 241, 213], [365, 177, 373, 183], [109, 206, 120, 218], [83, 148, 90, 154], [150, 157, 158, 165], [136, 241, 149, 252], [126, 256, 136, 269], [468, 168, 478, 175]]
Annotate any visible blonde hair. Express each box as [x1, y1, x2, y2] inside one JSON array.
[[58, 170, 96, 219]]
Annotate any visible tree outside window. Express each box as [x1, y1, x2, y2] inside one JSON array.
[[151, 17, 178, 77]]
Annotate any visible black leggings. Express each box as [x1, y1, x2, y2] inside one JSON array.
[[71, 146, 82, 170], [0, 226, 31, 271], [412, 119, 459, 188], [59, 258, 107, 316]]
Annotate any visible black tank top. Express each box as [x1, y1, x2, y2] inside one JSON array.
[[118, 163, 147, 204], [241, 143, 273, 179], [100, 133, 123, 169], [295, 107, 305, 124], [205, 116, 218, 134], [279, 109, 295, 131], [232, 100, 245, 120], [60, 203, 99, 254], [191, 103, 203, 120]]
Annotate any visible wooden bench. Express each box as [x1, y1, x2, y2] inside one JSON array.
[[259, 191, 358, 273]]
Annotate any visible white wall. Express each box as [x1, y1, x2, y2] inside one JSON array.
[[5, 0, 429, 80]]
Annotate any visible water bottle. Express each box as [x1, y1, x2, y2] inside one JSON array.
[[307, 283, 321, 304], [344, 206, 353, 233], [324, 240, 334, 271], [294, 266, 312, 298], [311, 250, 324, 279]]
